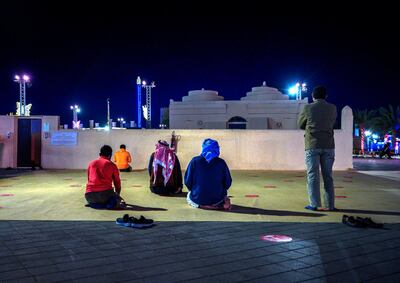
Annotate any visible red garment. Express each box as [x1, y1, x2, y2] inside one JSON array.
[[86, 156, 121, 194]]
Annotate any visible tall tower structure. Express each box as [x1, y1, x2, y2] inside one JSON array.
[[136, 76, 142, 128]]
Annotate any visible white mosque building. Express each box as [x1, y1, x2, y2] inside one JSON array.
[[168, 82, 308, 129]]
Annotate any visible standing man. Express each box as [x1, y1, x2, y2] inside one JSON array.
[[114, 144, 133, 172], [298, 86, 337, 211]]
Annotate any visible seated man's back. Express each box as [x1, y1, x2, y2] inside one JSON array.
[[85, 145, 123, 209], [114, 144, 132, 171], [86, 157, 121, 194], [185, 139, 232, 209], [185, 155, 231, 205]]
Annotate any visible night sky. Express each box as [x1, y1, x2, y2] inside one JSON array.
[[0, 2, 398, 127]]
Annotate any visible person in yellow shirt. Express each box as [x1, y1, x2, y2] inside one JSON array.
[[114, 144, 132, 172]]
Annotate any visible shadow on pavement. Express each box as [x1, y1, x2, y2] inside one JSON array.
[[221, 205, 326, 217], [85, 203, 167, 211], [337, 208, 400, 216], [124, 204, 167, 211]]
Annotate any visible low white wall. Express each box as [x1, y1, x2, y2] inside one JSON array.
[[41, 107, 353, 170]]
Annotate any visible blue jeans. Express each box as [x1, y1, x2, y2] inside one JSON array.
[[305, 149, 335, 209]]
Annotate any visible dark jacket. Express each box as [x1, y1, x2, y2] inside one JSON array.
[[148, 152, 183, 194], [185, 155, 232, 205], [297, 99, 337, 150]]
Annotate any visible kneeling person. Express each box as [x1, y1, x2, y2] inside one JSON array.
[[85, 145, 125, 209]]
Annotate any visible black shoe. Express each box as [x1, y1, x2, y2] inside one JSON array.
[[116, 214, 131, 227], [356, 217, 383, 229], [342, 215, 367, 228], [129, 216, 154, 228], [139, 215, 154, 224]]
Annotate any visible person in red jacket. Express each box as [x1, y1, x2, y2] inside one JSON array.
[[85, 145, 126, 209]]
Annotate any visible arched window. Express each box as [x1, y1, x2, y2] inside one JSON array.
[[227, 116, 247, 129]]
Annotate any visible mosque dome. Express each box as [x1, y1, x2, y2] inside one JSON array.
[[241, 81, 288, 101], [182, 88, 224, 102]]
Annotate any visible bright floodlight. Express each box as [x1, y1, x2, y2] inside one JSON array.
[[14, 75, 20, 81], [372, 134, 379, 139], [302, 83, 306, 87], [365, 130, 372, 137], [76, 109, 80, 113], [296, 82, 300, 87], [70, 106, 74, 110], [74, 105, 78, 109], [142, 80, 146, 86], [23, 75, 30, 81], [288, 86, 298, 95]]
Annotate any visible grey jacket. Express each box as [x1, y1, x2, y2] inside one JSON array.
[[297, 99, 337, 150]]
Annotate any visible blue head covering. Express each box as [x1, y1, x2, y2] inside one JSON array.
[[201, 138, 220, 163]]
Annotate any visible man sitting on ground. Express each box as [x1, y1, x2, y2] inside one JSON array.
[[114, 144, 133, 172], [85, 145, 126, 209], [185, 138, 232, 210], [148, 140, 183, 195]]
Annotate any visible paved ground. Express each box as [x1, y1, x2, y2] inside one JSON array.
[[354, 158, 400, 182], [1, 162, 400, 282], [353, 158, 400, 171], [1, 221, 400, 283]]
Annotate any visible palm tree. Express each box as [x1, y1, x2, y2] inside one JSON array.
[[373, 105, 400, 151], [354, 109, 376, 154]]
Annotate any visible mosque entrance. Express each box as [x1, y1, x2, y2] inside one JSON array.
[[17, 118, 42, 167], [227, 116, 247, 129]]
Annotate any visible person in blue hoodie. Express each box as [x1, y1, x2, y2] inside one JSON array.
[[185, 138, 232, 210]]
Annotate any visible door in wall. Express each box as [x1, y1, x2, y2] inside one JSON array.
[[17, 118, 42, 167]]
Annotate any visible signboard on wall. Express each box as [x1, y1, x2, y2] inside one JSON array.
[[50, 132, 77, 146]]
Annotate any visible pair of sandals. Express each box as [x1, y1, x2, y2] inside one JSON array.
[[305, 205, 337, 212], [116, 214, 154, 228], [342, 215, 383, 228]]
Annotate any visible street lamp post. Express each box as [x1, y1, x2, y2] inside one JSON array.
[[142, 80, 155, 129], [107, 98, 111, 130], [14, 74, 31, 116], [289, 82, 307, 100], [136, 76, 142, 128], [70, 105, 81, 129], [117, 118, 125, 128]]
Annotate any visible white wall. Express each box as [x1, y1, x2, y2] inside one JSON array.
[[40, 107, 353, 170], [169, 99, 308, 130]]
